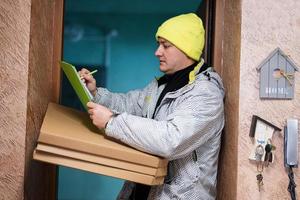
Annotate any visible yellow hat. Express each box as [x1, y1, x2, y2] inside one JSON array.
[[155, 13, 205, 61]]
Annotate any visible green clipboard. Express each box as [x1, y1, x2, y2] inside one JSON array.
[[60, 61, 93, 110]]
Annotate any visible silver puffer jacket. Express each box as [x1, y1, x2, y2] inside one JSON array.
[[93, 65, 225, 200]]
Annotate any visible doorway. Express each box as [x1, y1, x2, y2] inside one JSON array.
[[59, 1, 205, 199]]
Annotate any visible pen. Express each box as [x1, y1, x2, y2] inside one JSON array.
[[80, 69, 98, 79]]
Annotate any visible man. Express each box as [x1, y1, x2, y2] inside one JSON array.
[[80, 13, 224, 200]]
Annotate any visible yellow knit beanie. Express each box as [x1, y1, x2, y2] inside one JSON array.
[[155, 13, 205, 61]]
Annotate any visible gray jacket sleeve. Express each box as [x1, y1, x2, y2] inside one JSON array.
[[93, 81, 156, 116], [105, 80, 224, 160]]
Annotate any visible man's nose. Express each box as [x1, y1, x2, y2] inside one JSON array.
[[155, 45, 162, 57]]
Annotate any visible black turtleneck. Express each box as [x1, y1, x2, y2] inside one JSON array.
[[153, 61, 208, 118]]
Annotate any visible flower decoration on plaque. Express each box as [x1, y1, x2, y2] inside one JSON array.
[[257, 48, 298, 99]]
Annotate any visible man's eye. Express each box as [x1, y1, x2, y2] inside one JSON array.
[[163, 44, 171, 48]]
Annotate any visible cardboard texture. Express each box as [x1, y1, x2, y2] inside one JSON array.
[[33, 103, 168, 185]]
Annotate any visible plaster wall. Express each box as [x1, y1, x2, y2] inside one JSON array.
[[0, 0, 31, 199], [239, 0, 300, 199]]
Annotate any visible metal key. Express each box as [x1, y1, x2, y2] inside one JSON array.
[[255, 144, 264, 161], [264, 143, 272, 167], [255, 145, 264, 191], [256, 173, 264, 191]]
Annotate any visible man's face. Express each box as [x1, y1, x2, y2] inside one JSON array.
[[155, 37, 193, 75]]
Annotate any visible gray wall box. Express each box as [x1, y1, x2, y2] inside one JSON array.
[[257, 48, 299, 99]]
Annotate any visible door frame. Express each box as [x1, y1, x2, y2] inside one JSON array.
[[47, 0, 228, 199]]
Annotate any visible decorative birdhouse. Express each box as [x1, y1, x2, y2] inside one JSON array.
[[257, 48, 298, 99]]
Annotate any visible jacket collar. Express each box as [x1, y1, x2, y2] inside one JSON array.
[[188, 58, 205, 84], [163, 65, 213, 99]]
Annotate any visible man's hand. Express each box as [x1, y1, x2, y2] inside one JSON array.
[[87, 102, 113, 129], [78, 68, 97, 96]]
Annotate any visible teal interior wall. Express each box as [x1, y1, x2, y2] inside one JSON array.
[[59, 1, 201, 200], [59, 14, 168, 200], [63, 14, 171, 92]]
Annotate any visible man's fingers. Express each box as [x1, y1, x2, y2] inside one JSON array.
[[87, 101, 97, 108], [79, 69, 96, 82], [83, 74, 94, 81], [87, 109, 93, 115], [79, 68, 90, 74], [78, 68, 89, 77], [80, 74, 96, 85]]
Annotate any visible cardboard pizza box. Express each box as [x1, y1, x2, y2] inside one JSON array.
[[33, 103, 168, 185]]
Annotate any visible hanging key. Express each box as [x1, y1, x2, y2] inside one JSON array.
[[256, 173, 264, 191], [255, 144, 264, 161], [264, 143, 272, 167], [255, 144, 264, 191], [255, 145, 264, 176], [264, 140, 276, 166]]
